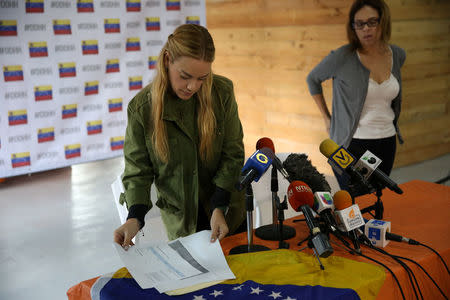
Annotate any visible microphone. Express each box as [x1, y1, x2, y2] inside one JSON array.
[[235, 147, 273, 191], [319, 139, 403, 195], [360, 219, 419, 247], [287, 181, 333, 258], [256, 137, 290, 182], [333, 190, 365, 232], [333, 190, 364, 252]]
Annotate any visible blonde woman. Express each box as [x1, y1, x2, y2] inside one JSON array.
[[114, 24, 246, 247]]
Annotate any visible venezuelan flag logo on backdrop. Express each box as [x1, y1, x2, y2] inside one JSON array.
[[8, 110, 27, 126], [62, 104, 77, 119], [82, 40, 99, 55], [146, 17, 160, 31], [126, 0, 140, 12], [11, 152, 31, 168], [53, 19, 71, 35], [126, 38, 140, 51], [29, 41, 48, 57], [106, 59, 120, 73], [148, 56, 157, 69], [104, 19, 120, 33], [77, 0, 94, 12], [110, 136, 124, 151], [186, 16, 200, 25], [166, 0, 180, 11], [34, 85, 53, 101], [59, 62, 76, 78], [90, 250, 386, 300], [129, 76, 142, 90], [85, 81, 99, 95], [65, 144, 81, 159], [3, 65, 24, 82], [87, 120, 102, 135], [108, 98, 122, 112], [0, 20, 17, 36], [26, 0, 44, 13], [37, 127, 55, 143]]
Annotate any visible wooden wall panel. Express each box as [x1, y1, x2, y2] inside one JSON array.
[[206, 0, 450, 173]]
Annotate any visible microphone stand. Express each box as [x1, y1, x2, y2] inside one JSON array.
[[360, 186, 384, 219], [297, 236, 325, 271], [255, 166, 296, 241], [229, 184, 271, 255], [276, 195, 289, 249]]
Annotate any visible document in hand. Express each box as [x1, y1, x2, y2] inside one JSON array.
[[113, 230, 236, 293]]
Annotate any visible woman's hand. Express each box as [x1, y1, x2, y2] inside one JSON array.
[[210, 208, 229, 242], [324, 117, 331, 133], [114, 218, 141, 250]]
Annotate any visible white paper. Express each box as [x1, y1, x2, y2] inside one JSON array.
[[113, 230, 235, 293]]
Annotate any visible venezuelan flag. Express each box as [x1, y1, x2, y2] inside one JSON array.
[[77, 0, 94, 12], [106, 59, 120, 73], [146, 17, 160, 31], [62, 104, 77, 119], [91, 250, 385, 300], [11, 152, 31, 168], [26, 0, 44, 13], [8, 109, 27, 126], [108, 98, 123, 112], [186, 16, 200, 25], [53, 19, 71, 35], [29, 41, 48, 57], [82, 40, 98, 55], [0, 20, 17, 36], [110, 136, 124, 151], [148, 56, 157, 70], [34, 85, 53, 101], [3, 65, 24, 82], [65, 144, 81, 159], [104, 18, 120, 33], [87, 120, 102, 135], [84, 81, 99, 95], [59, 62, 76, 78], [126, 37, 140, 51], [37, 127, 55, 143], [126, 0, 140, 11], [166, 0, 180, 11], [129, 76, 142, 90]]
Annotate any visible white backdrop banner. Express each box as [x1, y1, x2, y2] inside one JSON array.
[[0, 0, 206, 177]]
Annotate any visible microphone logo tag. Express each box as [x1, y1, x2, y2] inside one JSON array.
[[255, 153, 269, 164], [331, 148, 354, 169]]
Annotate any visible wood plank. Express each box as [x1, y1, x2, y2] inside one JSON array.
[[395, 142, 450, 167]]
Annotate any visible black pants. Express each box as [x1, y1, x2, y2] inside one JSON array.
[[333, 135, 397, 195]]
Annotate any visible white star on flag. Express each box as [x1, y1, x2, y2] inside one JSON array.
[[250, 287, 264, 295], [284, 296, 296, 300], [193, 295, 206, 300], [233, 284, 244, 291], [269, 291, 282, 299], [209, 290, 223, 297]]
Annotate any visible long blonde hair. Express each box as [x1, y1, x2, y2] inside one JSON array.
[[151, 24, 216, 163]]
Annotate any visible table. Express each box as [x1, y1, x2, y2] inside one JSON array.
[[68, 180, 450, 300]]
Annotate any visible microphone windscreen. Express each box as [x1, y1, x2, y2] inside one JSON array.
[[283, 153, 331, 193], [319, 138, 339, 158], [256, 137, 275, 153], [287, 180, 314, 212], [333, 190, 353, 210]]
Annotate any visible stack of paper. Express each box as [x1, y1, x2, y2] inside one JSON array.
[[113, 230, 236, 293]]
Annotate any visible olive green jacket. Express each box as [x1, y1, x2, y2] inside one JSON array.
[[120, 74, 246, 240]]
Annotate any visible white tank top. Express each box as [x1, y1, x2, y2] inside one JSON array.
[[353, 52, 399, 139]]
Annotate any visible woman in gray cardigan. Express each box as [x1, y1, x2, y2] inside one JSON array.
[[307, 0, 406, 194]]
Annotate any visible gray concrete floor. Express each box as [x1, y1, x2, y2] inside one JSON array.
[[0, 153, 449, 300]]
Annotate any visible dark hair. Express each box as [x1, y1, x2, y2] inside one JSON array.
[[346, 0, 391, 50]]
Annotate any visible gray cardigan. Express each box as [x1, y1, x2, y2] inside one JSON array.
[[306, 44, 406, 147]]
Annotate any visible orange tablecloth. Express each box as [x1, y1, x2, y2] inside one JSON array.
[[68, 180, 450, 300]]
